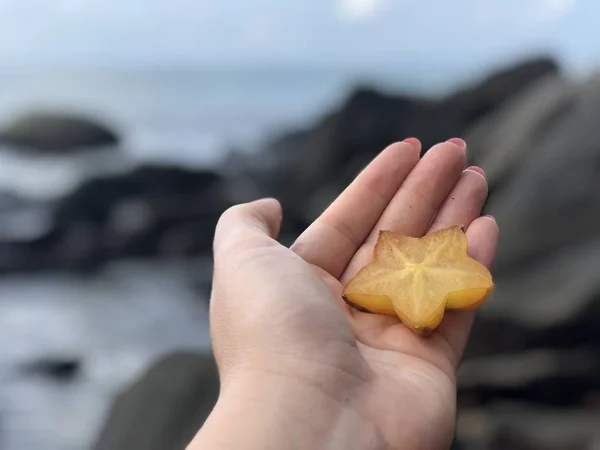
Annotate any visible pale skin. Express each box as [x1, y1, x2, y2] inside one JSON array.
[[189, 138, 499, 450]]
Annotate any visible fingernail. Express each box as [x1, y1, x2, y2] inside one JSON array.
[[482, 215, 496, 222], [447, 137, 467, 150], [402, 137, 421, 145], [466, 166, 485, 177]]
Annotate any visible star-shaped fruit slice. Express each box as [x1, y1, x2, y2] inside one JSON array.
[[342, 225, 494, 336]]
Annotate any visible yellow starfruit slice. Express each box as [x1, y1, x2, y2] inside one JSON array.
[[342, 225, 494, 336]]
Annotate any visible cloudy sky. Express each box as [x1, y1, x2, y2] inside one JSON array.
[[0, 0, 597, 74]]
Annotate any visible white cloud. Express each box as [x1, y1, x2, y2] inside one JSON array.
[[445, 0, 574, 38], [57, 0, 90, 13], [509, 0, 576, 34], [533, 0, 576, 24], [335, 0, 384, 22], [544, 0, 576, 16]]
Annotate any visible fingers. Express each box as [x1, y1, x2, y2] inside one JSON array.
[[428, 167, 488, 233], [341, 139, 467, 284], [291, 140, 421, 279], [436, 215, 500, 364], [213, 198, 283, 260]]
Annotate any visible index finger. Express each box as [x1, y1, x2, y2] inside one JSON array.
[[291, 140, 421, 279]]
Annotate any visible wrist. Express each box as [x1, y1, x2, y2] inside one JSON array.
[[188, 368, 384, 450]]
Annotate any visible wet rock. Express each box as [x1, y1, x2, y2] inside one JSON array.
[[22, 357, 81, 381], [93, 351, 219, 450], [463, 74, 574, 190], [0, 112, 119, 152], [0, 165, 232, 273], [454, 64, 600, 447], [458, 348, 600, 407], [258, 57, 559, 226], [54, 165, 229, 261], [456, 405, 600, 449], [463, 70, 600, 329]]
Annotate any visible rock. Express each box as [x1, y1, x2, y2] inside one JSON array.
[[463, 69, 600, 327], [93, 351, 219, 450], [456, 404, 600, 449], [463, 74, 574, 189], [443, 57, 560, 130], [494, 77, 600, 276], [453, 63, 600, 444], [0, 165, 232, 273], [0, 112, 119, 152], [258, 57, 559, 227], [0, 193, 54, 242], [458, 348, 600, 407], [22, 357, 81, 381], [54, 165, 229, 261]]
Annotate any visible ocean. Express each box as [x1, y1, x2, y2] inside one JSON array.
[[0, 69, 369, 161], [0, 68, 389, 200], [0, 259, 212, 450]]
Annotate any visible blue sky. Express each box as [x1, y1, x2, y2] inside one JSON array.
[[0, 0, 597, 76]]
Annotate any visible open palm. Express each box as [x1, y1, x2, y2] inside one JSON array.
[[209, 138, 498, 450]]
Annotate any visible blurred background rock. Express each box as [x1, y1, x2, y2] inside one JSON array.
[[0, 1, 599, 449]]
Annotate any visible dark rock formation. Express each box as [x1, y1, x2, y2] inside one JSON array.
[[456, 405, 599, 449], [453, 65, 600, 448], [0, 58, 560, 274], [93, 352, 219, 450], [21, 357, 81, 381], [0, 112, 119, 152], [0, 165, 231, 273], [463, 67, 600, 346], [258, 57, 558, 226]]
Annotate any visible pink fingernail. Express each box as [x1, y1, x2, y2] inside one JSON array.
[[466, 166, 485, 177], [402, 137, 421, 145], [447, 137, 467, 150], [482, 215, 496, 222]]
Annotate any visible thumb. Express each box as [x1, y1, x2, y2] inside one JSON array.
[[213, 198, 283, 258]]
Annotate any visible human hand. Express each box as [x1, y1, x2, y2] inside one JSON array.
[[190, 138, 499, 450]]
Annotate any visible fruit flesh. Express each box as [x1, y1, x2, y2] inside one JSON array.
[[342, 226, 493, 336]]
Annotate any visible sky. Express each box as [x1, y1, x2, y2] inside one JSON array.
[[0, 0, 598, 76]]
